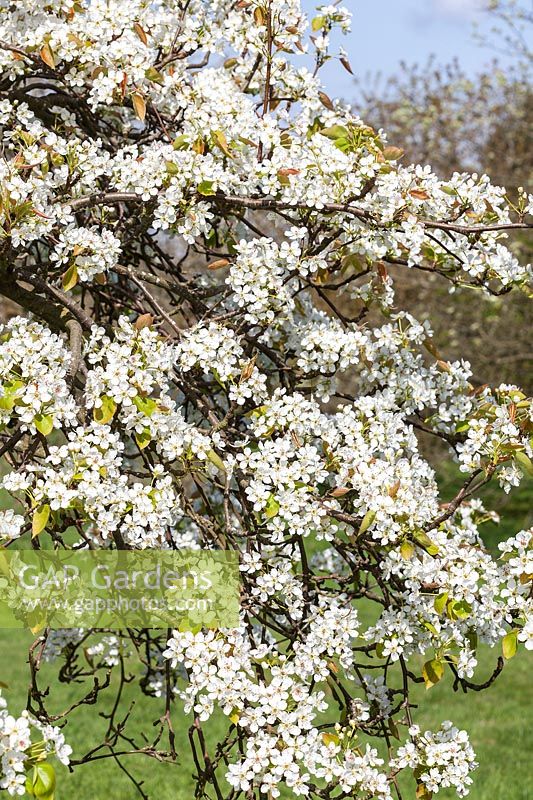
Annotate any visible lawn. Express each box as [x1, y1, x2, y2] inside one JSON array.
[[0, 468, 531, 799]]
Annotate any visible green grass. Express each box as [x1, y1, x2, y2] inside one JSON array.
[[0, 632, 193, 799], [0, 632, 531, 799], [403, 648, 533, 800], [0, 466, 531, 799]]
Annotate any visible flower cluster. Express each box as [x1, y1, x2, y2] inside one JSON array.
[[0, 318, 76, 435], [50, 226, 122, 283], [391, 722, 477, 798], [176, 322, 267, 405], [2, 422, 181, 549], [163, 609, 393, 800], [0, 509, 24, 543], [85, 316, 175, 410], [0, 690, 71, 796]]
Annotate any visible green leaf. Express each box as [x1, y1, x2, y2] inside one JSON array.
[[400, 539, 415, 561], [311, 15, 325, 31], [514, 451, 533, 478], [502, 630, 518, 660], [422, 658, 444, 689], [413, 530, 439, 556], [321, 732, 340, 746], [28, 613, 47, 636], [421, 243, 436, 261], [264, 494, 280, 520], [207, 449, 225, 472], [319, 125, 349, 141], [433, 591, 448, 615], [375, 642, 385, 659], [34, 413, 54, 436], [358, 509, 376, 535], [229, 709, 241, 725], [4, 378, 24, 391], [93, 395, 117, 425], [32, 504, 50, 539], [62, 262, 78, 292], [455, 420, 470, 433], [448, 599, 472, 620], [332, 137, 351, 155], [400, 540, 415, 560], [388, 717, 400, 740], [165, 160, 180, 175], [421, 620, 438, 636], [133, 395, 158, 417], [29, 762, 56, 800], [0, 392, 16, 411], [135, 427, 151, 450], [172, 134, 189, 151], [197, 180, 215, 196], [211, 129, 232, 158], [466, 630, 478, 653], [145, 66, 164, 84]]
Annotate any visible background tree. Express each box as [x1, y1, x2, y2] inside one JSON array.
[[354, 1, 532, 394]]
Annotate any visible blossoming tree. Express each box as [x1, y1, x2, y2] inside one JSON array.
[[0, 1, 532, 798]]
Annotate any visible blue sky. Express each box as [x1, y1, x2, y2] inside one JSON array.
[[303, 0, 512, 98]]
